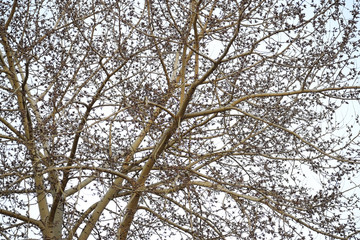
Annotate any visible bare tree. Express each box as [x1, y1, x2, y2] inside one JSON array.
[[1, 0, 360, 239]]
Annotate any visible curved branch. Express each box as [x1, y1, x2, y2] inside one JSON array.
[[4, 0, 17, 30], [231, 106, 358, 163], [0, 208, 43, 229], [263, 200, 348, 240], [184, 86, 360, 119], [138, 206, 197, 237], [66, 202, 98, 240], [43, 166, 135, 189], [0, 116, 25, 141]]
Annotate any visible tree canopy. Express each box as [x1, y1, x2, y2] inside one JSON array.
[[1, 0, 360, 239]]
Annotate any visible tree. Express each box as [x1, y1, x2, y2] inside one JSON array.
[[1, 0, 360, 239]]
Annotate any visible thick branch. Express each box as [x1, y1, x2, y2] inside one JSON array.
[[0, 208, 43, 229]]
